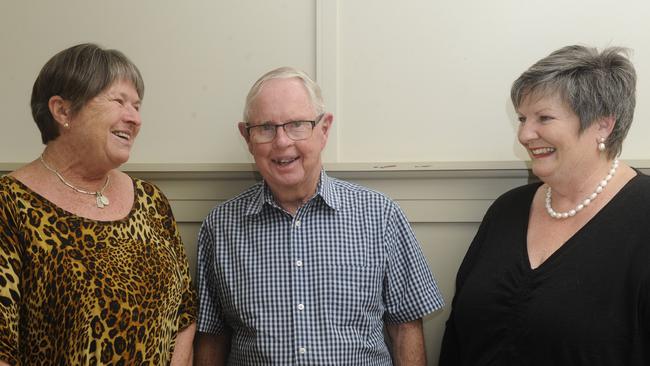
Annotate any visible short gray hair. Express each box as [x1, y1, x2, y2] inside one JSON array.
[[511, 45, 636, 159], [31, 43, 145, 144], [243, 66, 324, 121]]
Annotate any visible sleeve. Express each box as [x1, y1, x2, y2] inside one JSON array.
[[639, 227, 650, 340], [641, 274, 650, 336], [382, 202, 444, 324], [170, 215, 197, 331], [0, 190, 22, 366], [438, 202, 493, 366], [153, 183, 197, 331], [195, 215, 227, 335]]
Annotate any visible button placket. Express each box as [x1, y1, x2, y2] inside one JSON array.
[[291, 212, 309, 362]]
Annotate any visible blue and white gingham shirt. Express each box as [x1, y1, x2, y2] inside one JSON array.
[[196, 171, 444, 365]]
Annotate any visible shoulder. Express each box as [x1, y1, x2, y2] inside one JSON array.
[[131, 176, 158, 192], [128, 177, 177, 218], [329, 176, 396, 206], [130, 176, 167, 200], [0, 175, 17, 206], [0, 176, 50, 230], [0, 175, 32, 206], [203, 181, 264, 222], [496, 181, 540, 203], [483, 181, 541, 219], [610, 171, 650, 216], [0, 175, 16, 191], [626, 171, 650, 196], [323, 177, 409, 228]]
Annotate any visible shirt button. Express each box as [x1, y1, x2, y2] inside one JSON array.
[[297, 303, 305, 311], [295, 220, 301, 227], [296, 260, 303, 267], [299, 347, 307, 354]]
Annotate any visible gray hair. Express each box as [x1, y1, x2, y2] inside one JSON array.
[[511, 45, 636, 159], [243, 66, 324, 121], [31, 43, 145, 144]]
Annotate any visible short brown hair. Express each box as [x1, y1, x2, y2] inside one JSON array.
[[31, 43, 145, 144]]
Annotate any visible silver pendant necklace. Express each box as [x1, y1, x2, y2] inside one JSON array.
[[39, 154, 110, 208]]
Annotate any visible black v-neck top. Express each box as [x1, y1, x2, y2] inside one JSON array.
[[440, 173, 650, 366]]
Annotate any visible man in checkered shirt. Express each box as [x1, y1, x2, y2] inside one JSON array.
[[194, 67, 444, 365]]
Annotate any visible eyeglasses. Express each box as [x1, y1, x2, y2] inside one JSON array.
[[245, 114, 324, 144]]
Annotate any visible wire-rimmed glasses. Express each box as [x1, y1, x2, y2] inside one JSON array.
[[244, 114, 325, 144]]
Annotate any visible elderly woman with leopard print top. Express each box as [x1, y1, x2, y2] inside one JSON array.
[[0, 44, 196, 365]]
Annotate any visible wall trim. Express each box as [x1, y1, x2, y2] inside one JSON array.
[[315, 0, 340, 162], [4, 160, 650, 179]]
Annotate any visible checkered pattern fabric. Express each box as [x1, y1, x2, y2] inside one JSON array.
[[197, 171, 443, 365]]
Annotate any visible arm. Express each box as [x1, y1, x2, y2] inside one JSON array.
[[194, 331, 232, 366], [0, 189, 22, 366], [160, 190, 198, 366], [386, 319, 427, 366], [194, 216, 233, 366], [170, 322, 196, 366], [439, 200, 495, 365]]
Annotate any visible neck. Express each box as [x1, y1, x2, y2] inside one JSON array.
[[546, 160, 618, 212], [269, 171, 321, 216], [546, 158, 617, 209], [42, 143, 110, 188], [275, 196, 311, 216]]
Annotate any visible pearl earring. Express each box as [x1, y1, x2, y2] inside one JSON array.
[[64, 122, 70, 129], [598, 137, 606, 152]]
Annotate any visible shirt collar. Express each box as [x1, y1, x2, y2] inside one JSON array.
[[245, 170, 340, 216]]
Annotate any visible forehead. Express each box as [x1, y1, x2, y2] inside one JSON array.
[[249, 78, 315, 121], [518, 91, 570, 113], [103, 79, 138, 95]]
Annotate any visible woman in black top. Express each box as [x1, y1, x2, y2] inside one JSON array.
[[439, 45, 648, 365]]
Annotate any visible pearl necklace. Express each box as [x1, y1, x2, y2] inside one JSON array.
[[545, 159, 619, 219], [39, 154, 111, 208]]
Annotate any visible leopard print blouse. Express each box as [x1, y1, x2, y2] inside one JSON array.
[[0, 176, 196, 365]]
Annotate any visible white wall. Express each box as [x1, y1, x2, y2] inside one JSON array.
[[0, 0, 318, 164], [1, 0, 648, 165], [336, 0, 650, 162]]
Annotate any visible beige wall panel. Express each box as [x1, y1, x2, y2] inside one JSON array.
[[178, 222, 202, 277], [413, 222, 479, 365], [334, 177, 530, 200]]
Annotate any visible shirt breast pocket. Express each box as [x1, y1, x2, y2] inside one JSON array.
[[324, 264, 384, 332]]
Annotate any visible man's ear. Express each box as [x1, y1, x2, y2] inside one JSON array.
[[48, 96, 72, 127], [320, 113, 334, 138], [238, 122, 251, 142], [238, 122, 254, 153]]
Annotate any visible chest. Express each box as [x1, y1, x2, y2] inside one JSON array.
[[526, 190, 607, 269], [526, 218, 588, 269], [456, 212, 648, 345], [17, 209, 184, 312], [211, 209, 389, 328]]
